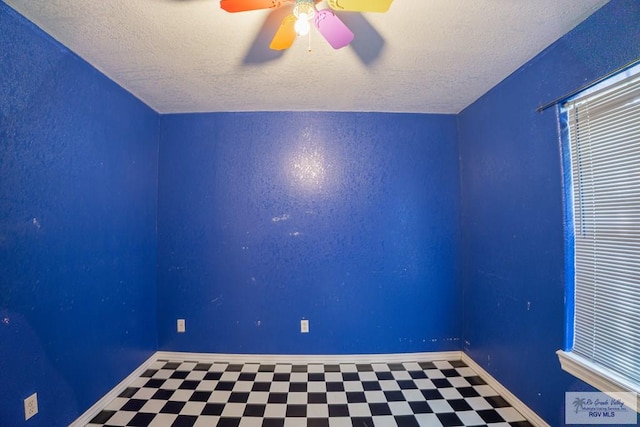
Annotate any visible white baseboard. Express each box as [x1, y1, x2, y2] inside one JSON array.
[[461, 353, 550, 427], [68, 353, 159, 427], [70, 350, 548, 427], [154, 350, 464, 365]]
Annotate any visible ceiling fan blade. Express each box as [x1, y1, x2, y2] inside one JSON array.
[[220, 0, 284, 13], [314, 9, 354, 49], [327, 0, 393, 13], [270, 14, 297, 50]]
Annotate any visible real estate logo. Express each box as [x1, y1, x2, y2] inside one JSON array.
[[565, 392, 638, 424]]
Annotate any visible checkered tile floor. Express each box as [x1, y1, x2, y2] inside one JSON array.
[[85, 359, 534, 427]]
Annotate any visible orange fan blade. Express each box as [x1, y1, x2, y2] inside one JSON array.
[[220, 0, 284, 13], [327, 0, 393, 13], [269, 14, 296, 50]]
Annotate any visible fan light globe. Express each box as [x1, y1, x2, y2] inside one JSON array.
[[294, 16, 311, 36], [293, 0, 315, 36]]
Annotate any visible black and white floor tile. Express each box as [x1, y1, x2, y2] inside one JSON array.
[[85, 359, 534, 427]]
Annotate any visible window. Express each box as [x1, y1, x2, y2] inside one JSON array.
[[557, 65, 640, 409]]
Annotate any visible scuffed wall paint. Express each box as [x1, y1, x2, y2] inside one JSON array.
[[157, 112, 462, 354], [0, 3, 159, 425], [458, 1, 640, 425]]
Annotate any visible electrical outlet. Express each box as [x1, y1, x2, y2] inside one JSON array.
[[24, 393, 38, 420], [177, 318, 186, 333], [300, 319, 309, 333]]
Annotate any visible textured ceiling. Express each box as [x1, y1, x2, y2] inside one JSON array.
[[4, 0, 609, 114]]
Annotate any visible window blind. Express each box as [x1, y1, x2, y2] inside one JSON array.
[[565, 71, 640, 387]]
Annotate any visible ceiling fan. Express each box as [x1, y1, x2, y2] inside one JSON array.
[[220, 0, 394, 51]]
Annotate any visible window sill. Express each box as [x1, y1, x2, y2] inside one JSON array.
[[557, 350, 639, 412]]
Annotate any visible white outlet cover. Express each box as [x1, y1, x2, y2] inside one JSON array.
[[177, 319, 186, 333], [301, 319, 309, 333], [24, 392, 38, 420]]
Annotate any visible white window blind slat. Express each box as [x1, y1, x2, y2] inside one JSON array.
[[570, 78, 640, 109], [573, 102, 640, 123], [576, 115, 640, 132], [565, 70, 640, 390], [585, 151, 640, 168]]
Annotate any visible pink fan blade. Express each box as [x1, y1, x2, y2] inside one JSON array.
[[314, 9, 354, 49]]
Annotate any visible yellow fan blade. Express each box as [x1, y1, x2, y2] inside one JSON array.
[[328, 0, 393, 13], [270, 15, 297, 50]]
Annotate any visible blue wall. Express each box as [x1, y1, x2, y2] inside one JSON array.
[[157, 112, 462, 354], [458, 1, 640, 425], [3, 0, 639, 425], [0, 3, 159, 425]]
